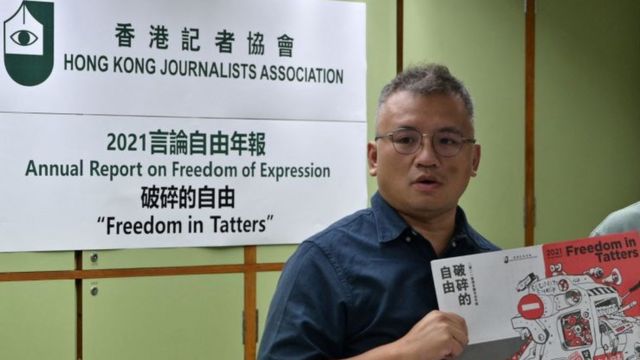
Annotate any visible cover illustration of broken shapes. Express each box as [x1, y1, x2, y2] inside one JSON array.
[[432, 231, 640, 360]]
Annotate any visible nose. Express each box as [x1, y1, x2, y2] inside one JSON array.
[[414, 135, 440, 168]]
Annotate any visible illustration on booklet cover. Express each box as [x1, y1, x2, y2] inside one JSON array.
[[432, 231, 640, 360], [511, 263, 640, 359]]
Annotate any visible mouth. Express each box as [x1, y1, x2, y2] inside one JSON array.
[[412, 175, 442, 191], [413, 174, 441, 185]]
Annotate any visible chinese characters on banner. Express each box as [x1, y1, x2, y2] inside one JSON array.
[[0, 0, 366, 251]]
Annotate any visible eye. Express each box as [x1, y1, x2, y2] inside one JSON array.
[[10, 30, 39, 46], [393, 131, 418, 145], [436, 132, 462, 146]]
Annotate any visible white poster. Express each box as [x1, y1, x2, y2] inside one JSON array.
[[0, 0, 367, 251]]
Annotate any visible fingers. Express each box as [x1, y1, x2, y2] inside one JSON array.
[[444, 312, 468, 349], [423, 311, 468, 358], [395, 310, 469, 360], [446, 332, 465, 358]]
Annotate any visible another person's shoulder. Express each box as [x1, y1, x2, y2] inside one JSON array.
[[591, 201, 640, 236]]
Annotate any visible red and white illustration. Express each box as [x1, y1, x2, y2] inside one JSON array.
[[510, 265, 640, 360], [432, 231, 640, 360]]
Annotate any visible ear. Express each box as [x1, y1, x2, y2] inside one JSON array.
[[367, 141, 378, 176], [471, 144, 481, 177]]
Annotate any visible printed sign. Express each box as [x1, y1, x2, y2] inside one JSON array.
[[0, 0, 367, 251]]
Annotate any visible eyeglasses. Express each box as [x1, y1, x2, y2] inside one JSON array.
[[375, 128, 476, 157]]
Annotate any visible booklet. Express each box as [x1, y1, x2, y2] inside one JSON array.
[[432, 231, 640, 360]]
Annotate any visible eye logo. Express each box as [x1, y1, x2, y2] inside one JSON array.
[[10, 29, 39, 46], [3, 1, 54, 86]]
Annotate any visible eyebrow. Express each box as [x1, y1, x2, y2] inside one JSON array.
[[436, 127, 465, 136], [393, 126, 464, 135]]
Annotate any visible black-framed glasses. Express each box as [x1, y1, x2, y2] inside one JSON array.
[[374, 128, 476, 157]]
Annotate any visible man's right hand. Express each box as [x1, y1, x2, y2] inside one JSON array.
[[345, 310, 469, 360]]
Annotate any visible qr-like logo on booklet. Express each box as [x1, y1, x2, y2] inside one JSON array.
[[504, 253, 537, 264]]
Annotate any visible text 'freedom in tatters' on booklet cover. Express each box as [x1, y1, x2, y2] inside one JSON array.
[[432, 231, 640, 360]]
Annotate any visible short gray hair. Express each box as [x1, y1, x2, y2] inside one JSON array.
[[377, 64, 474, 120]]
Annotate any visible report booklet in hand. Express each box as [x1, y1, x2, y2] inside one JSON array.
[[432, 231, 640, 360]]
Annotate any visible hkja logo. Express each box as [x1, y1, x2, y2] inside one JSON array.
[[3, 1, 54, 86]]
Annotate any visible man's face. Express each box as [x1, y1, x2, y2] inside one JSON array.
[[368, 91, 480, 220]]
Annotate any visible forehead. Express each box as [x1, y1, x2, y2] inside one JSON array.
[[378, 91, 473, 133]]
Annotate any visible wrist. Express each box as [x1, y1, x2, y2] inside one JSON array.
[[384, 339, 406, 359]]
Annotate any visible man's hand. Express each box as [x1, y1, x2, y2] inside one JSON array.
[[345, 310, 468, 360], [394, 310, 468, 359]]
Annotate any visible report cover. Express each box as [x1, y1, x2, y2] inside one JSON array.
[[432, 231, 640, 360]]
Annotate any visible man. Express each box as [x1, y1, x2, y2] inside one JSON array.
[[590, 201, 640, 236], [259, 64, 499, 359]]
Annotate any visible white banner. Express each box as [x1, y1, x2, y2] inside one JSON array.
[[0, 0, 367, 251]]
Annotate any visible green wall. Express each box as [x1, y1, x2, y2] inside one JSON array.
[[0, 281, 76, 360], [2, 1, 640, 359], [535, 0, 640, 243], [403, 0, 525, 249]]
